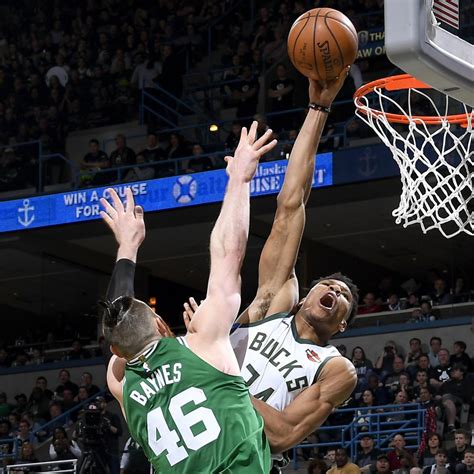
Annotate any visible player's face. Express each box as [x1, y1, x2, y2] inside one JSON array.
[[301, 279, 352, 333]]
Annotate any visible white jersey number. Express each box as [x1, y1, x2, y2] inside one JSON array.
[[147, 387, 221, 466]]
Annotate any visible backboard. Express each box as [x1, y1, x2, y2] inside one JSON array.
[[384, 0, 473, 106]]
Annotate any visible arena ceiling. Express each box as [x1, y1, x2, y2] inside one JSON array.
[[0, 176, 472, 318]]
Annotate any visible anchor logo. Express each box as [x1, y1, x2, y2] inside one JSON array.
[[18, 199, 35, 227]]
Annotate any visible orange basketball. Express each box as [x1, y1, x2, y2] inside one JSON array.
[[287, 8, 358, 82]]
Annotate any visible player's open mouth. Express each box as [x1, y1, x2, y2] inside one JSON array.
[[319, 292, 336, 311]]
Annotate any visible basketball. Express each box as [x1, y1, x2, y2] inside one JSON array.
[[287, 8, 359, 82]]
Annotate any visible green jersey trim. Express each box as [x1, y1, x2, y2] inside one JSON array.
[[290, 316, 330, 347], [232, 312, 289, 330], [312, 355, 339, 384]]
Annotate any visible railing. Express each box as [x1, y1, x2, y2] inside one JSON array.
[[291, 403, 425, 470], [6, 459, 77, 473]]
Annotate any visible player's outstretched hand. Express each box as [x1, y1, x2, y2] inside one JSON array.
[[225, 120, 277, 183], [183, 297, 200, 330], [309, 65, 351, 108], [100, 188, 145, 251]]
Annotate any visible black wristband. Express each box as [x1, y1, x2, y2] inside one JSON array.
[[308, 102, 331, 114]]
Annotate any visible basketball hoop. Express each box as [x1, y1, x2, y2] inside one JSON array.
[[354, 74, 474, 238]]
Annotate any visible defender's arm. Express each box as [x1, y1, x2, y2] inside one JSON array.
[[252, 357, 356, 453], [239, 70, 350, 324], [187, 123, 276, 341]]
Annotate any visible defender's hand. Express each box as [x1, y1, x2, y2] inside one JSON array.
[[183, 297, 200, 330], [309, 66, 351, 107], [225, 121, 277, 182], [100, 188, 145, 256]]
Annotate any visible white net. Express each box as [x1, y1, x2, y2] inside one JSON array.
[[355, 82, 474, 238]]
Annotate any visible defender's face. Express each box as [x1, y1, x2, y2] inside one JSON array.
[[302, 279, 352, 333]]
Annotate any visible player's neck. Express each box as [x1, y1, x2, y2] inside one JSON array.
[[294, 313, 330, 346]]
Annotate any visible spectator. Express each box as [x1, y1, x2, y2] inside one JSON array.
[[358, 292, 383, 315], [450, 341, 472, 372], [231, 65, 259, 118], [452, 278, 469, 304], [55, 369, 79, 398], [263, 28, 286, 66], [375, 341, 398, 377], [80, 372, 100, 397], [49, 427, 81, 461], [413, 369, 430, 399], [13, 394, 28, 416], [383, 356, 406, 394], [374, 454, 392, 474], [431, 279, 452, 306], [429, 349, 452, 392], [25, 387, 50, 425], [124, 153, 155, 182], [408, 354, 431, 380], [80, 138, 110, 185], [455, 448, 474, 474], [268, 63, 294, 131], [0, 392, 11, 417], [14, 419, 36, 448], [0, 348, 11, 367], [429, 337, 442, 368], [165, 133, 188, 161], [60, 388, 77, 417], [96, 396, 123, 474], [308, 459, 329, 474], [385, 293, 400, 311], [76, 386, 90, 404], [405, 293, 420, 309], [109, 134, 136, 168], [386, 390, 409, 422], [405, 338, 423, 368], [325, 449, 337, 469], [367, 373, 391, 405], [120, 436, 150, 474], [131, 54, 162, 91], [14, 441, 39, 470], [67, 340, 91, 360], [438, 365, 473, 432], [225, 121, 242, 151], [181, 143, 213, 174], [35, 376, 53, 400], [420, 302, 436, 321], [337, 345, 348, 358], [422, 449, 453, 474], [355, 389, 379, 427], [352, 346, 373, 397], [419, 433, 443, 468], [356, 435, 381, 472], [387, 434, 415, 471], [0, 419, 13, 464], [136, 132, 165, 163], [448, 431, 471, 468], [327, 448, 361, 474]]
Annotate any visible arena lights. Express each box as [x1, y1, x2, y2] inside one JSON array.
[[209, 124, 219, 132], [149, 296, 157, 312]]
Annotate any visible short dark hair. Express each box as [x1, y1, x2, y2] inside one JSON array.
[[430, 336, 441, 345], [454, 340, 466, 351], [452, 363, 467, 374], [89, 139, 99, 145], [465, 447, 474, 456], [410, 337, 421, 344], [36, 376, 46, 383], [100, 296, 161, 359], [310, 273, 359, 325], [436, 448, 448, 456], [454, 429, 470, 439]]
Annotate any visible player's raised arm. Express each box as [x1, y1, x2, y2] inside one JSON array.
[[101, 188, 145, 300], [252, 356, 357, 453], [239, 70, 350, 324], [186, 122, 277, 340]]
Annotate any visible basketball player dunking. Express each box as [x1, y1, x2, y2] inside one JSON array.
[[101, 123, 277, 473], [184, 70, 358, 470], [105, 72, 357, 472]]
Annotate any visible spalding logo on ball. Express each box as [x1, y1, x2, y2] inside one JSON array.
[[287, 8, 358, 82], [173, 175, 198, 204]]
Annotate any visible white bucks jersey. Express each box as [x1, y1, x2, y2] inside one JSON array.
[[230, 312, 342, 410]]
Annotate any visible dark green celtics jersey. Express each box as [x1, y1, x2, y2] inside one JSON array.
[[122, 337, 270, 473]]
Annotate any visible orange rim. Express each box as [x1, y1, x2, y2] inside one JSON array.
[[354, 74, 471, 126]]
